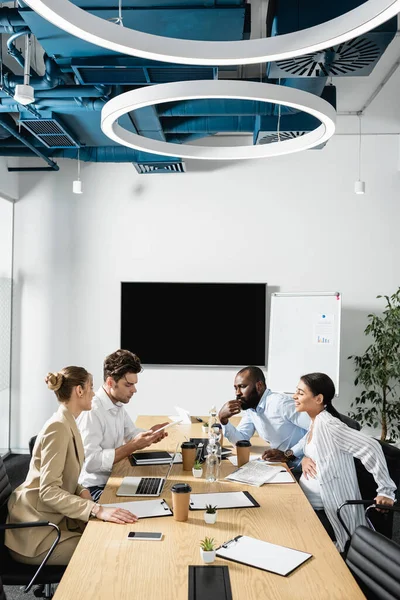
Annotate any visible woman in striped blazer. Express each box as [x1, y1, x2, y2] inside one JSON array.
[[293, 372, 396, 552]]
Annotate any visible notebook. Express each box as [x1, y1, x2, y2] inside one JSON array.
[[216, 535, 312, 576], [129, 451, 183, 466], [116, 449, 177, 497]]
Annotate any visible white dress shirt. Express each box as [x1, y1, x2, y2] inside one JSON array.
[[77, 387, 144, 488], [222, 389, 310, 467]]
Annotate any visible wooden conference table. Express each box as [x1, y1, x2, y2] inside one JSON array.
[[53, 418, 365, 600]]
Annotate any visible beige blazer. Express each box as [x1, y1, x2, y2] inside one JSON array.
[[6, 404, 95, 557]]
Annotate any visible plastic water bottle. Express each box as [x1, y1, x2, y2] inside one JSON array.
[[208, 405, 218, 433], [205, 437, 220, 482]]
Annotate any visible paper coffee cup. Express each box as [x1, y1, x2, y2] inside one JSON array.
[[181, 441, 196, 471], [171, 483, 192, 522], [236, 440, 251, 467]]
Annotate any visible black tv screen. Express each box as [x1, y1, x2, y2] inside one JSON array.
[[121, 282, 267, 366]]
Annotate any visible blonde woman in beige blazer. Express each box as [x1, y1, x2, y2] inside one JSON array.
[[6, 366, 138, 565]]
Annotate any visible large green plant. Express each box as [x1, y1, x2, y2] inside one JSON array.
[[348, 288, 400, 441]]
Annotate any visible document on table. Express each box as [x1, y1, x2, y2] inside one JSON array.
[[216, 535, 312, 576], [102, 499, 172, 518], [189, 491, 259, 510], [227, 453, 262, 467], [225, 461, 287, 486]]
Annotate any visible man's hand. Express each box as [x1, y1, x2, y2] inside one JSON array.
[[131, 428, 167, 451], [149, 422, 170, 440], [261, 449, 287, 462], [218, 400, 242, 425], [301, 457, 317, 480], [374, 495, 394, 513]]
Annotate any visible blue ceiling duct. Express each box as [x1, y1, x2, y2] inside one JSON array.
[[0, 1, 396, 172]]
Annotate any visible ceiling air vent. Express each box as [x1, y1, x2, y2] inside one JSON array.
[[133, 162, 186, 174], [257, 131, 306, 144], [19, 114, 79, 148], [270, 37, 381, 77]]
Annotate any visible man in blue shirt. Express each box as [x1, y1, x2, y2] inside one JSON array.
[[219, 366, 310, 469]]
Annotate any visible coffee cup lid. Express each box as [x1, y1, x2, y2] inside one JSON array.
[[171, 483, 192, 494], [236, 440, 251, 447], [181, 441, 196, 449]]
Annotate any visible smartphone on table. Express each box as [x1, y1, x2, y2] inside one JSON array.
[[127, 532, 163, 541]]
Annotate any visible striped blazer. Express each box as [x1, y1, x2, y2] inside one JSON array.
[[312, 410, 396, 552]]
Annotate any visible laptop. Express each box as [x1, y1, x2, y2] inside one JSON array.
[[116, 447, 178, 497]]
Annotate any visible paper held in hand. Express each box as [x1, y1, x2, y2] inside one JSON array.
[[225, 461, 290, 486]]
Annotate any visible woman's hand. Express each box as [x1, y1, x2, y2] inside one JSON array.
[[374, 496, 394, 512], [97, 506, 138, 524], [301, 457, 317, 480], [79, 489, 92, 500]]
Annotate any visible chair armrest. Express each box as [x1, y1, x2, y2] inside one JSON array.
[[0, 521, 61, 592], [337, 500, 400, 538]]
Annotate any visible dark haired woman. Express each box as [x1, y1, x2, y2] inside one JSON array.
[[6, 367, 138, 565], [293, 372, 396, 552]]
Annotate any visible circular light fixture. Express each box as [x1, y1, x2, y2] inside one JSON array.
[[23, 0, 400, 66], [101, 80, 336, 161]]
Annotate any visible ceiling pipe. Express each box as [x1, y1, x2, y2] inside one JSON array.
[[5, 53, 65, 90], [6, 29, 31, 70], [0, 97, 105, 111], [0, 116, 59, 170], [0, 145, 179, 163]]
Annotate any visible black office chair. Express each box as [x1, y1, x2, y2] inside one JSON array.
[[337, 502, 400, 600], [0, 455, 66, 599], [29, 436, 38, 457], [0, 574, 6, 600], [338, 413, 361, 431], [354, 441, 400, 539]]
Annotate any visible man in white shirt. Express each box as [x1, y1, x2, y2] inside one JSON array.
[[219, 366, 310, 470], [77, 349, 168, 500]]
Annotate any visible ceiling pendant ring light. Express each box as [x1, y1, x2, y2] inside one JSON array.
[[23, 0, 400, 66], [101, 80, 336, 161]]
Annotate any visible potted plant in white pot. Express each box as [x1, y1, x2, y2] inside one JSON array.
[[192, 460, 203, 478], [204, 504, 218, 524], [348, 288, 400, 442], [199, 537, 217, 564]]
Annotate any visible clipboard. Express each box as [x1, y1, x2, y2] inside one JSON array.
[[102, 498, 173, 519], [216, 535, 312, 577], [189, 491, 259, 511]]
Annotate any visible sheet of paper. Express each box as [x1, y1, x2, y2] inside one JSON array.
[[102, 499, 172, 518], [167, 406, 191, 424], [228, 453, 262, 467], [314, 313, 334, 344], [265, 470, 295, 484], [216, 535, 311, 577], [225, 462, 285, 486], [189, 491, 256, 510]]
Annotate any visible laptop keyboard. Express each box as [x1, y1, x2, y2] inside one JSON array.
[[136, 477, 162, 495]]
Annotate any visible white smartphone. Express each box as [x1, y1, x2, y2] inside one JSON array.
[[127, 532, 163, 541], [151, 419, 183, 434]]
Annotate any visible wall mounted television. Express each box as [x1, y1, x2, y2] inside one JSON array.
[[121, 282, 267, 367]]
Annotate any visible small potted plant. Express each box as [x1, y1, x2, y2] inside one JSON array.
[[204, 504, 218, 524], [199, 537, 217, 564], [192, 460, 203, 478], [202, 423, 209, 434]]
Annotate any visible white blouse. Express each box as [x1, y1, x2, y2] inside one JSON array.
[[299, 437, 324, 510]]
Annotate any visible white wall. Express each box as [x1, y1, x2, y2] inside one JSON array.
[[0, 157, 18, 202], [10, 133, 400, 450], [0, 198, 13, 452]]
